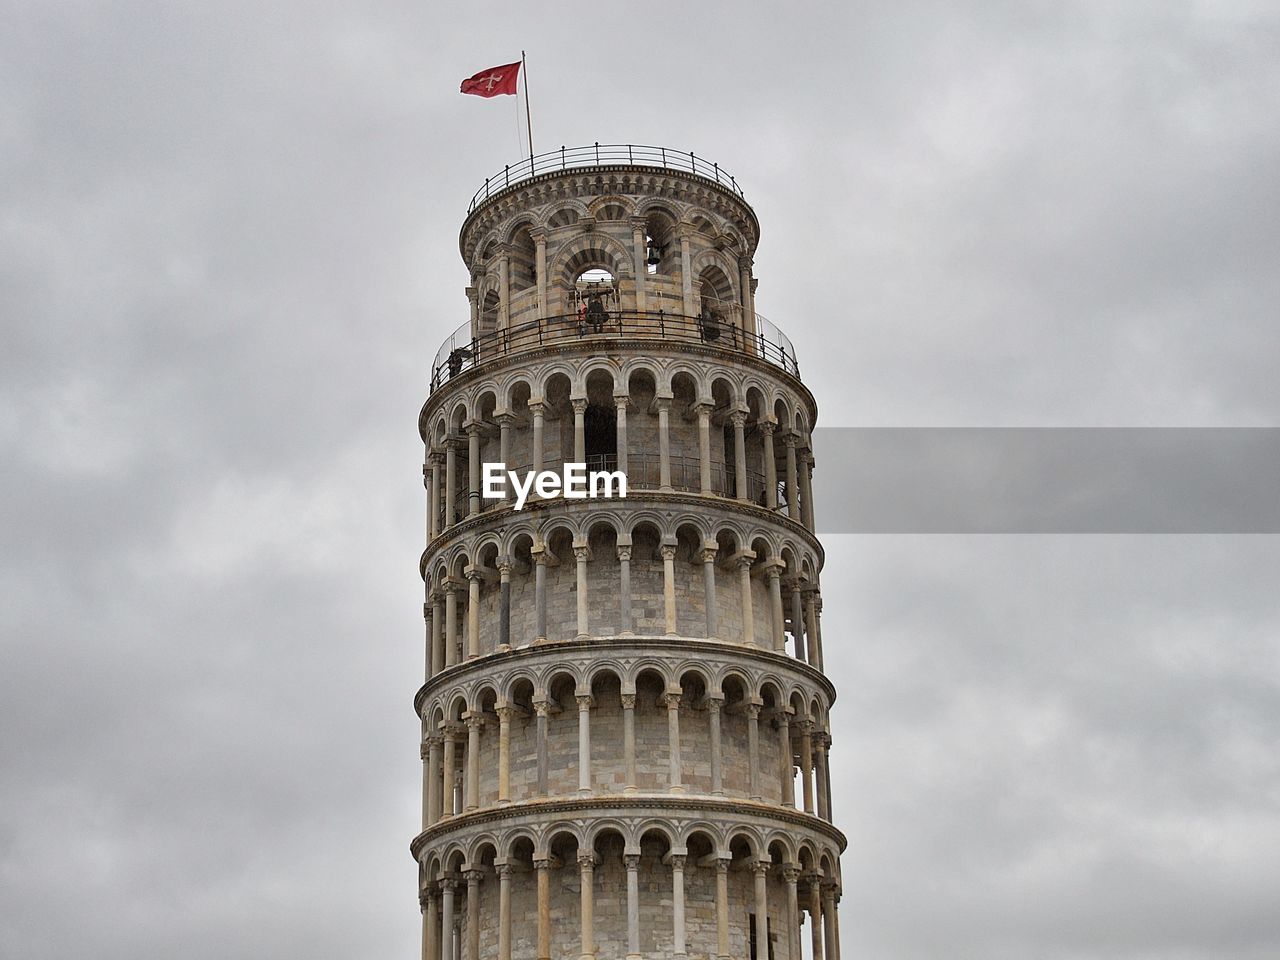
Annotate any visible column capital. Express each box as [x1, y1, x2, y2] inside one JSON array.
[[465, 868, 484, 885], [533, 699, 551, 718], [571, 397, 589, 415], [668, 853, 687, 870], [814, 730, 832, 750], [759, 419, 777, 436], [784, 431, 801, 448], [746, 702, 761, 719], [527, 399, 546, 416], [495, 705, 518, 723], [624, 853, 641, 871], [577, 853, 598, 870], [533, 857, 552, 872], [428, 448, 446, 466], [616, 545, 632, 562], [614, 393, 631, 410], [661, 692, 683, 711], [729, 410, 748, 428], [706, 695, 724, 714], [576, 694, 595, 711], [573, 544, 592, 563], [620, 693, 636, 709], [420, 740, 431, 760], [426, 733, 444, 749], [653, 396, 672, 412], [659, 544, 677, 562], [464, 713, 485, 731], [700, 545, 719, 564], [715, 857, 731, 875], [780, 865, 802, 883], [440, 876, 459, 892], [751, 859, 772, 877], [496, 862, 513, 879]]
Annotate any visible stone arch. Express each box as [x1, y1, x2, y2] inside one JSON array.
[[586, 195, 635, 221], [544, 200, 589, 229], [550, 233, 634, 285]]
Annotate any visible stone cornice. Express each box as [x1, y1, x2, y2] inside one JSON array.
[[460, 165, 760, 263], [419, 489, 824, 579], [409, 793, 847, 862], [412, 634, 836, 717], [418, 336, 816, 441]]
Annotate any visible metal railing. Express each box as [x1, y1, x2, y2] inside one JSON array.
[[468, 143, 746, 214], [430, 309, 800, 392]]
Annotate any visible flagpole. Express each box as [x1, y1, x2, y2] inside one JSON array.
[[522, 51, 534, 169]]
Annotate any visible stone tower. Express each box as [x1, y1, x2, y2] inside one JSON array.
[[413, 145, 843, 960]]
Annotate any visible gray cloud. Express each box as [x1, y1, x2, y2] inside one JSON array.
[[2, 1, 1278, 958]]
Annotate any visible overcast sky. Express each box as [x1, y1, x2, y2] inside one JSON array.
[[3, 2, 1279, 958]]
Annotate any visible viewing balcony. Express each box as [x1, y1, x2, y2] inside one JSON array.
[[466, 142, 747, 214], [429, 308, 800, 393]]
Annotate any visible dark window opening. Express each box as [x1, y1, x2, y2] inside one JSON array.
[[584, 403, 617, 470], [748, 913, 776, 960]]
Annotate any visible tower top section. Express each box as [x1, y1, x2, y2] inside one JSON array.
[[435, 143, 795, 395]]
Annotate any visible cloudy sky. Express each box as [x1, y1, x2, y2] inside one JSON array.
[[3, 2, 1279, 958]]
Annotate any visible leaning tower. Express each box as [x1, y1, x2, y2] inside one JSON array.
[[413, 144, 843, 960]]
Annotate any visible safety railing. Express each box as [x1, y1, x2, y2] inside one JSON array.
[[430, 309, 799, 393], [468, 143, 746, 214]]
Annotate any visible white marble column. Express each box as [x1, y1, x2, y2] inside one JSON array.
[[444, 581, 459, 667], [465, 567, 481, 659], [576, 694, 593, 795], [572, 398, 587, 463], [533, 231, 547, 318], [440, 878, 456, 960], [670, 854, 688, 958], [737, 552, 757, 647], [799, 720, 815, 815], [664, 692, 683, 793], [444, 438, 458, 528], [621, 693, 637, 793], [660, 544, 677, 635], [465, 869, 482, 960], [697, 403, 713, 494], [784, 433, 799, 522], [464, 713, 482, 811], [441, 728, 457, 817], [708, 696, 724, 796], [808, 875, 825, 960], [614, 395, 629, 473], [429, 451, 443, 539], [656, 398, 672, 490], [731, 411, 749, 501], [747, 702, 762, 800], [767, 566, 786, 652], [496, 707, 513, 804], [778, 713, 795, 807], [702, 544, 719, 638], [425, 735, 442, 824], [715, 858, 731, 960], [535, 859, 551, 960], [752, 861, 770, 960], [760, 422, 778, 509], [578, 854, 596, 960], [630, 218, 647, 312], [529, 401, 545, 475], [782, 866, 801, 960], [617, 543, 632, 633], [466, 422, 482, 516], [573, 543, 590, 638], [822, 881, 839, 960], [625, 854, 642, 960], [496, 863, 512, 960]]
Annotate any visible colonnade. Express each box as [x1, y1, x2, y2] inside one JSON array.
[[421, 855, 842, 960], [423, 552, 824, 677], [424, 401, 817, 537], [421, 695, 834, 829]]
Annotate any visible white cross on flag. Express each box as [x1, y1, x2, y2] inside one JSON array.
[[460, 61, 521, 97]]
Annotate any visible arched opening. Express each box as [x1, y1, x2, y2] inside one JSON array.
[[584, 369, 617, 468]]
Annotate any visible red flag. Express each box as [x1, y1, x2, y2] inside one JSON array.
[[460, 62, 521, 98]]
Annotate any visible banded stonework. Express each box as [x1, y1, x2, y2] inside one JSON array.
[[414, 146, 843, 960]]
